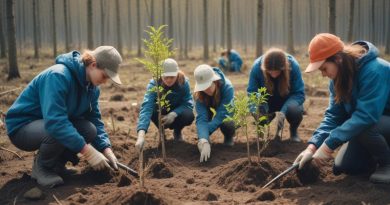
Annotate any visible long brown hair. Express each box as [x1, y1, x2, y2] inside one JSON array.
[[326, 44, 365, 103], [193, 81, 221, 108], [261, 48, 290, 97], [81, 50, 96, 68], [161, 70, 186, 88]]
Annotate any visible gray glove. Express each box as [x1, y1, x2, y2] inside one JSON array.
[[162, 112, 177, 126], [275, 112, 285, 140]]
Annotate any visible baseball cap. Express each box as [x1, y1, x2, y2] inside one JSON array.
[[194, 64, 221, 92], [162, 58, 179, 77], [91, 46, 123, 85]]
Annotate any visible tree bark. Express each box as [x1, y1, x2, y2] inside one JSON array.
[[347, 0, 354, 42], [287, 0, 294, 54], [226, 0, 232, 51], [87, 0, 93, 49], [203, 0, 209, 60], [33, 0, 39, 58], [256, 0, 263, 57], [52, 0, 57, 57], [6, 0, 20, 80], [328, 0, 336, 34], [64, 0, 69, 52], [220, 0, 225, 49], [116, 0, 122, 55], [184, 0, 189, 58], [0, 0, 6, 58], [101, 0, 105, 44], [168, 0, 173, 41], [137, 0, 142, 57]]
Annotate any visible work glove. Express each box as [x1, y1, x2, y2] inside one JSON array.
[[294, 144, 316, 169], [162, 112, 177, 127], [80, 144, 110, 171], [197, 138, 211, 163], [103, 147, 119, 170], [135, 130, 146, 152], [313, 143, 333, 159], [275, 112, 285, 138]]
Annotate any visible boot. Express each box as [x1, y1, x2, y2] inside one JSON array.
[[223, 132, 234, 146], [290, 127, 302, 142], [173, 129, 184, 142], [369, 165, 390, 183], [31, 158, 64, 188], [54, 161, 78, 176]]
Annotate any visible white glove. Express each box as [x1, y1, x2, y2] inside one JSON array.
[[294, 144, 316, 169], [103, 147, 118, 170], [313, 143, 333, 159], [197, 138, 211, 163], [135, 130, 146, 152], [162, 112, 177, 126], [80, 144, 110, 171]]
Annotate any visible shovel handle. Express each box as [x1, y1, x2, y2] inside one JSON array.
[[117, 162, 140, 178], [262, 163, 299, 189]]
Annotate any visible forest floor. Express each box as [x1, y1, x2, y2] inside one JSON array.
[[1, 50, 390, 205]]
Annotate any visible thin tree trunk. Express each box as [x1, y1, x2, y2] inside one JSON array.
[[371, 0, 375, 43], [37, 0, 41, 48], [150, 0, 154, 27], [87, 0, 93, 49], [0, 0, 6, 58], [52, 0, 57, 57], [101, 0, 105, 44], [347, 0, 355, 42], [203, 0, 208, 60], [162, 0, 166, 25], [220, 0, 225, 49], [287, 0, 294, 54], [33, 0, 39, 58], [256, 0, 263, 57], [67, 0, 72, 48], [6, 0, 20, 80], [386, 0, 390, 54], [329, 0, 336, 34], [226, 0, 232, 51], [116, 0, 122, 55], [184, 0, 189, 58], [128, 0, 132, 52], [64, 0, 69, 52], [77, 0, 81, 50], [137, 0, 141, 57], [168, 0, 173, 41]]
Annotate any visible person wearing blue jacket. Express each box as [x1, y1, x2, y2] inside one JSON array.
[[247, 48, 305, 142], [5, 46, 122, 187], [135, 58, 194, 151], [218, 49, 243, 72], [294, 33, 390, 184], [193, 65, 235, 163]]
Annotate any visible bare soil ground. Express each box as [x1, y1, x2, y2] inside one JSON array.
[[1, 52, 390, 205]]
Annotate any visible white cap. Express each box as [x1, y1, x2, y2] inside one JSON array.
[[194, 64, 221, 92], [162, 58, 179, 77]]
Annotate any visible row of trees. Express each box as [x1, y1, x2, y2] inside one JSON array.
[[1, 0, 390, 80]]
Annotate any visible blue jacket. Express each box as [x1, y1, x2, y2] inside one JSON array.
[[247, 54, 305, 114], [195, 68, 234, 140], [5, 51, 111, 152], [228, 50, 243, 71], [137, 78, 194, 132], [309, 41, 390, 150]]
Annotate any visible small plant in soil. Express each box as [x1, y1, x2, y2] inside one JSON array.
[[136, 25, 174, 189]]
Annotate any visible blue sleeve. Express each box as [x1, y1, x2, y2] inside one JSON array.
[[39, 73, 86, 153], [324, 65, 390, 150], [308, 82, 348, 148], [88, 89, 111, 151], [280, 57, 305, 114], [172, 80, 194, 115], [247, 58, 263, 94], [195, 101, 211, 140], [137, 81, 157, 132], [208, 84, 234, 133]]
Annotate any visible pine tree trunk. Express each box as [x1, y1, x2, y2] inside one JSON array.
[[184, 0, 189, 58], [150, 0, 154, 27], [347, 0, 355, 42], [162, 0, 166, 25], [6, 0, 20, 80], [101, 0, 105, 44], [128, 0, 132, 52], [87, 0, 93, 49], [203, 0, 209, 60], [52, 0, 57, 57], [116, 0, 122, 55], [137, 0, 142, 57], [168, 0, 173, 41], [220, 0, 225, 49], [287, 0, 294, 54], [0, 0, 6, 58], [328, 0, 336, 34], [226, 0, 232, 51], [256, 0, 263, 57], [33, 0, 39, 58], [64, 0, 69, 52]]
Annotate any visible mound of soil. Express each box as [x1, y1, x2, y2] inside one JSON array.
[[145, 159, 173, 179], [261, 138, 284, 157], [215, 158, 302, 191], [123, 191, 167, 205], [246, 189, 276, 203], [110, 94, 125, 101], [117, 174, 132, 187]]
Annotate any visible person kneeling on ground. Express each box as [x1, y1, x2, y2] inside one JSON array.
[[135, 58, 194, 152], [218, 49, 243, 72], [5, 46, 123, 187], [294, 33, 390, 184], [247, 48, 305, 142], [193, 65, 236, 163]]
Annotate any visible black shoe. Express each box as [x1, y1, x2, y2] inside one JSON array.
[[223, 135, 234, 146], [32, 158, 64, 188], [369, 165, 390, 184], [173, 129, 184, 142]]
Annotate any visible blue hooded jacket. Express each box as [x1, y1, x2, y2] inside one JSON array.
[[137, 77, 194, 132], [309, 41, 390, 150], [5, 51, 111, 152], [247, 54, 305, 114], [195, 68, 234, 140]]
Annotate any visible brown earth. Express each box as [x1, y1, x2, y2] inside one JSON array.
[[1, 55, 390, 205]]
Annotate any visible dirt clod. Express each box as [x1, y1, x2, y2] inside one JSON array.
[[117, 174, 132, 187]]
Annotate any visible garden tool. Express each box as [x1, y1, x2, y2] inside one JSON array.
[[116, 162, 140, 178], [262, 163, 299, 188]]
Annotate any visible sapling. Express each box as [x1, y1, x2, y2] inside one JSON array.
[[248, 87, 270, 160]]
